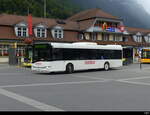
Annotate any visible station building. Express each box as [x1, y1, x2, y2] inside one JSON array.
[[0, 8, 150, 63]]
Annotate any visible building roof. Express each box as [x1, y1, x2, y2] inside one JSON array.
[[1, 11, 150, 34], [0, 13, 79, 30], [78, 19, 96, 31], [125, 26, 150, 35], [67, 8, 120, 21]]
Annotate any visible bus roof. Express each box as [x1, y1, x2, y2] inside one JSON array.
[[34, 42, 122, 50]]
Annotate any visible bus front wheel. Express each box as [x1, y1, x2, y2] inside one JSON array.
[[66, 64, 74, 74], [104, 62, 110, 71]]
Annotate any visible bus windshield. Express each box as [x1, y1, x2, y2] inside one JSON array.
[[142, 49, 150, 59], [33, 44, 52, 62]]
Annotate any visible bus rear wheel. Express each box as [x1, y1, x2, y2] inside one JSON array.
[[104, 62, 110, 71], [66, 64, 74, 74]]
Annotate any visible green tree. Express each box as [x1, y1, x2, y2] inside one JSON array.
[[0, 0, 81, 19]]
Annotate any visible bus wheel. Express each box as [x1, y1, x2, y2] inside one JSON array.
[[104, 62, 110, 71], [66, 64, 74, 74]]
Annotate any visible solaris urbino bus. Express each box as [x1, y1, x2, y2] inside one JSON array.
[[31, 42, 123, 73]]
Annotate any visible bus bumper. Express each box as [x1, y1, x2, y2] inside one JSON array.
[[32, 66, 52, 73], [140, 59, 150, 63]]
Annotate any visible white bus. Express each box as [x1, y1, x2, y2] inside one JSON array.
[[32, 42, 123, 73]]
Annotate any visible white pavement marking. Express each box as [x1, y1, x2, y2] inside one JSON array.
[[0, 80, 110, 111], [0, 80, 110, 88], [117, 76, 150, 82], [117, 80, 150, 87], [117, 76, 150, 87], [0, 88, 64, 111]]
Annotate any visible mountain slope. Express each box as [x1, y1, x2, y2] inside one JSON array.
[[71, 0, 150, 29]]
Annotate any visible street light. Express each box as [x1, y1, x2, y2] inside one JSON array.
[[140, 35, 144, 69], [44, 0, 47, 18]]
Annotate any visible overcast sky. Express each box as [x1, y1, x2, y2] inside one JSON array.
[[137, 0, 150, 14]]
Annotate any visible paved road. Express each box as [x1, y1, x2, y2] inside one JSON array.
[[0, 63, 150, 111]]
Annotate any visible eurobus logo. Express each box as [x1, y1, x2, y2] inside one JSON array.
[[35, 62, 42, 65], [85, 61, 96, 65]]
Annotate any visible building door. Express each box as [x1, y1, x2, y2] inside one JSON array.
[[123, 47, 133, 65]]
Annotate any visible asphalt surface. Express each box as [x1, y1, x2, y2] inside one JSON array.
[[0, 63, 150, 111]]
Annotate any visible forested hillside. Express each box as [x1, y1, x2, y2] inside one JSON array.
[[0, 0, 80, 19]]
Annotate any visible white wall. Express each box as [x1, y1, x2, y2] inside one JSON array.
[[0, 57, 8, 63]]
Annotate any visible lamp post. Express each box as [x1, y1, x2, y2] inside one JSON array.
[[44, 0, 47, 18], [140, 36, 143, 69]]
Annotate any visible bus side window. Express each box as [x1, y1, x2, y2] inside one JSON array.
[[97, 49, 104, 60], [101, 56, 104, 59], [53, 49, 63, 60]]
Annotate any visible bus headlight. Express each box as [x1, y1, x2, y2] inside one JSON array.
[[46, 66, 51, 68]]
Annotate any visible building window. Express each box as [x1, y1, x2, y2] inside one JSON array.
[[0, 45, 9, 56], [53, 29, 63, 39], [91, 33, 97, 41], [23, 28, 27, 37], [16, 46, 25, 57], [102, 34, 109, 41], [17, 28, 22, 37], [133, 33, 142, 43], [133, 35, 142, 42], [144, 35, 150, 43], [78, 33, 84, 40], [0, 45, 3, 56], [123, 36, 128, 42], [36, 28, 47, 38], [16, 27, 28, 37], [51, 26, 64, 39], [113, 35, 123, 41], [147, 36, 150, 43], [137, 35, 142, 42]]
